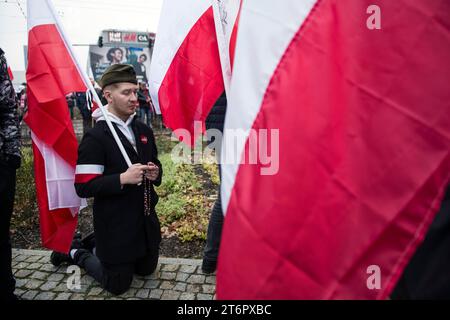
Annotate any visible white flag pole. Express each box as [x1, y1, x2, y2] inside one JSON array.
[[46, 0, 132, 167], [211, 0, 232, 96]]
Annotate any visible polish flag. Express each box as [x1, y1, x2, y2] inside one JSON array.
[[149, 0, 225, 145], [25, 0, 87, 253], [218, 0, 450, 299]]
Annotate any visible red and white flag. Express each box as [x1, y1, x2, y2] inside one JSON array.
[[25, 0, 87, 253], [149, 0, 225, 145], [218, 0, 450, 299]]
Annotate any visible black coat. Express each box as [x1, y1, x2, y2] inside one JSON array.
[[205, 92, 227, 133], [75, 119, 162, 264], [205, 92, 227, 156]]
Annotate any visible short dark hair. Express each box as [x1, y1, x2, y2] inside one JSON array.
[[103, 83, 119, 91]]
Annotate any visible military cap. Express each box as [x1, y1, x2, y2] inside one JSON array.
[[99, 64, 137, 89]]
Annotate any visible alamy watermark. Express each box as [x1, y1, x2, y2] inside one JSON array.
[[367, 5, 381, 30], [66, 265, 81, 290], [366, 265, 381, 290], [170, 121, 280, 176]]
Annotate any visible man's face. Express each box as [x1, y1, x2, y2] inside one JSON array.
[[104, 82, 139, 119], [113, 49, 123, 62], [139, 55, 146, 63]]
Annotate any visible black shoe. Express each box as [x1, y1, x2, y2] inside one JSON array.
[[1, 294, 21, 301], [50, 251, 71, 267], [50, 234, 83, 266], [201, 260, 217, 274]]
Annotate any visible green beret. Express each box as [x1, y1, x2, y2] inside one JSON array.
[[99, 64, 137, 89]]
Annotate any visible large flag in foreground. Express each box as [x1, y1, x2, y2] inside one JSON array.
[[25, 0, 87, 253], [218, 0, 450, 299], [149, 0, 225, 145]]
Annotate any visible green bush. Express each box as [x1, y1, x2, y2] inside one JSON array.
[[157, 193, 188, 225], [12, 147, 39, 230], [202, 161, 220, 186], [155, 135, 216, 242], [176, 194, 209, 241], [155, 132, 179, 155]]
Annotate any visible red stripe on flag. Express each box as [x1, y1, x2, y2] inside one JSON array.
[[32, 142, 77, 254], [218, 0, 450, 299], [25, 90, 78, 167], [27, 25, 86, 102], [74, 173, 102, 184], [91, 100, 99, 113], [25, 24, 84, 167], [7, 66, 14, 80], [158, 7, 224, 146]]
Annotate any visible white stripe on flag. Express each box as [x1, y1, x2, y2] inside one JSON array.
[[220, 0, 318, 213], [211, 0, 240, 95], [31, 131, 87, 214], [149, 0, 211, 113], [75, 164, 105, 175], [27, 0, 55, 30]]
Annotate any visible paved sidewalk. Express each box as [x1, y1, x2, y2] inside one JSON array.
[[12, 249, 216, 300]]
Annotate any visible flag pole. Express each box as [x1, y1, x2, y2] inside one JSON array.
[[211, 0, 231, 96], [46, 0, 132, 168]]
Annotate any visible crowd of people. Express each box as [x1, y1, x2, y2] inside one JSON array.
[[11, 79, 158, 137], [64, 79, 157, 133]]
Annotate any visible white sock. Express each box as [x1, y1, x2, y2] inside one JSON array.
[[70, 249, 78, 259], [93, 247, 96, 256]]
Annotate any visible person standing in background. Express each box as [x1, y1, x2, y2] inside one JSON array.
[[0, 48, 21, 301], [137, 82, 152, 128], [202, 92, 227, 274]]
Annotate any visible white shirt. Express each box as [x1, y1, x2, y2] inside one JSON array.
[[92, 106, 137, 152]]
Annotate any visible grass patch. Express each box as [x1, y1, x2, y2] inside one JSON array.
[[11, 147, 39, 245], [156, 135, 215, 241], [202, 160, 220, 186]]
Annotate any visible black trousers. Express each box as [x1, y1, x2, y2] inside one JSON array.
[[203, 164, 223, 267], [392, 185, 450, 299], [0, 163, 17, 300], [74, 247, 159, 296]]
